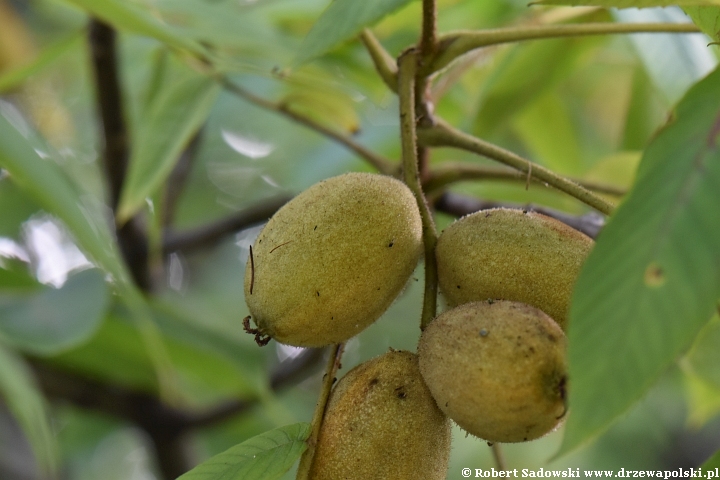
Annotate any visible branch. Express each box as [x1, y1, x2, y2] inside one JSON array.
[[424, 162, 627, 197], [88, 19, 151, 291], [420, 0, 438, 58], [424, 22, 700, 75], [434, 192, 605, 239], [359, 29, 398, 92], [162, 195, 291, 254], [219, 78, 397, 176], [30, 347, 324, 477], [88, 19, 128, 211], [418, 119, 615, 215], [398, 50, 438, 331], [296, 344, 344, 480]]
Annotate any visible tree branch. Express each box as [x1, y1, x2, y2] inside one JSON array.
[[418, 119, 615, 215], [434, 191, 605, 239], [424, 162, 627, 197], [219, 78, 397, 176], [359, 29, 398, 92], [424, 22, 700, 75], [162, 195, 291, 254], [30, 347, 324, 477], [420, 0, 438, 58], [88, 19, 151, 291], [398, 50, 438, 331]]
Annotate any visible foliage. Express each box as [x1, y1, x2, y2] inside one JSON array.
[[0, 0, 719, 479]]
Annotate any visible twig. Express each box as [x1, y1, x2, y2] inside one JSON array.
[[88, 19, 128, 211], [420, 0, 438, 58], [296, 343, 345, 480], [418, 119, 615, 215], [398, 50, 438, 331], [89, 19, 151, 291], [30, 348, 324, 478], [359, 29, 398, 92], [434, 192, 605, 239], [424, 162, 627, 197], [162, 195, 291, 253], [219, 78, 396, 176], [424, 22, 701, 75]]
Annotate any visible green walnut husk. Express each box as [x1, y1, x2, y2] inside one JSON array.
[[309, 350, 451, 479], [418, 300, 567, 443], [436, 208, 593, 331], [244, 172, 422, 347]]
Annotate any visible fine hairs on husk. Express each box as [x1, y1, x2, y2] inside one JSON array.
[[244, 173, 423, 347], [419, 300, 567, 443], [436, 208, 593, 331], [309, 350, 452, 479]]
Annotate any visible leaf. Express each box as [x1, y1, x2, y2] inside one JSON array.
[[0, 269, 109, 355], [613, 8, 716, 106], [178, 423, 311, 480], [117, 67, 219, 223], [296, 0, 414, 65], [0, 109, 179, 402], [0, 344, 57, 474], [684, 6, 720, 42], [473, 35, 600, 137], [558, 64, 720, 455], [703, 448, 720, 469], [0, 31, 83, 94], [59, 0, 207, 57], [537, 0, 720, 7]]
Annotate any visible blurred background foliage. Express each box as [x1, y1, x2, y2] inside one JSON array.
[[0, 0, 719, 479]]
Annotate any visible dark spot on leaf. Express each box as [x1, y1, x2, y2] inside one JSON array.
[[479, 329, 488, 337]]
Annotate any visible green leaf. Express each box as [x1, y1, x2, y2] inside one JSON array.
[[472, 35, 599, 137], [0, 344, 57, 474], [296, 0, 414, 65], [178, 423, 310, 480], [0, 108, 178, 402], [0, 31, 83, 94], [558, 65, 720, 455], [59, 0, 207, 57], [0, 269, 109, 355], [684, 7, 720, 42], [538, 0, 720, 7], [703, 448, 720, 469], [117, 66, 219, 223]]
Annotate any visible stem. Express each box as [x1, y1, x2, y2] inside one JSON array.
[[88, 19, 128, 211], [89, 19, 152, 291], [296, 344, 344, 480], [162, 195, 291, 253], [425, 22, 700, 75], [420, 0, 437, 58], [424, 162, 627, 197], [491, 443, 507, 471], [418, 120, 615, 215], [398, 50, 438, 331], [359, 29, 397, 92], [220, 78, 396, 176]]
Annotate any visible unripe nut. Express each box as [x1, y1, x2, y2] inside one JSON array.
[[418, 300, 567, 443], [310, 350, 452, 479], [244, 173, 423, 347], [436, 208, 593, 330]]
